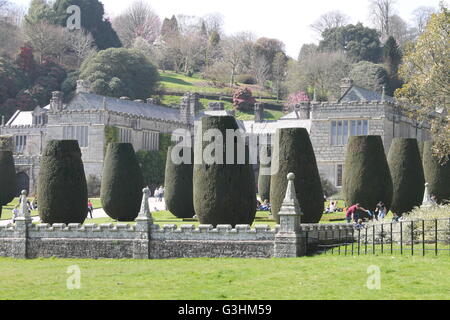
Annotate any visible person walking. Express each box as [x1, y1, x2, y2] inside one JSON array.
[[87, 200, 94, 219], [158, 186, 164, 202], [376, 202, 387, 220]]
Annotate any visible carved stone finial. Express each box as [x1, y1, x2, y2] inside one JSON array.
[[277, 173, 302, 233], [137, 187, 153, 222], [422, 182, 434, 208], [17, 190, 32, 221]]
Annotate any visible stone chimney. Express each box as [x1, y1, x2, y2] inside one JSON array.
[[76, 79, 91, 94], [254, 103, 264, 123], [295, 102, 311, 120], [50, 91, 64, 112], [179, 94, 191, 124], [340, 78, 354, 97], [189, 93, 201, 117]]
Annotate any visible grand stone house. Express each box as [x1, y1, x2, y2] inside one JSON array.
[[0, 78, 430, 195]]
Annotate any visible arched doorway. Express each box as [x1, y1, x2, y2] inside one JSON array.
[[16, 172, 30, 196]]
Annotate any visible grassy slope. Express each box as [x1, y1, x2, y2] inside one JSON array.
[[0, 255, 448, 300], [159, 71, 285, 121]]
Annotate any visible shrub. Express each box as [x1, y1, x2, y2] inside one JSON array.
[[164, 146, 195, 219], [422, 141, 450, 203], [0, 150, 17, 219], [101, 143, 144, 221], [38, 140, 88, 224], [86, 174, 101, 197], [270, 128, 324, 223], [237, 74, 257, 85], [193, 116, 256, 227], [343, 136, 393, 211], [232, 87, 256, 111], [388, 138, 425, 215], [258, 146, 271, 202]]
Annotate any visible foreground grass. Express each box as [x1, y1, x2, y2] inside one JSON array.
[[0, 255, 448, 300]]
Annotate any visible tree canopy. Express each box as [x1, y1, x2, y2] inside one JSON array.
[[395, 6, 449, 161], [319, 23, 382, 63], [79, 48, 159, 100]]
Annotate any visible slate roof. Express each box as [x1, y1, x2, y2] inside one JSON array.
[[6, 111, 33, 126], [339, 85, 395, 103], [67, 93, 183, 123]]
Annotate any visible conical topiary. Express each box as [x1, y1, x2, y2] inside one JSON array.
[[388, 138, 425, 214], [38, 140, 88, 225], [164, 146, 195, 219], [101, 143, 144, 221], [193, 116, 256, 227], [270, 128, 324, 223], [343, 136, 393, 211], [0, 150, 17, 219], [258, 145, 271, 202], [422, 141, 450, 203]]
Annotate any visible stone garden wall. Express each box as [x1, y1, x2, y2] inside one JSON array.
[[0, 177, 355, 260]]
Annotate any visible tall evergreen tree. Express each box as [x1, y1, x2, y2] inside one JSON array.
[[0, 149, 17, 219], [53, 0, 122, 50], [383, 36, 402, 95]]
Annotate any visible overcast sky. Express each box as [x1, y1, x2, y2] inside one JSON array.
[[11, 0, 444, 58]]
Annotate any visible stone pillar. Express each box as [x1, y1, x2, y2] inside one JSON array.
[[50, 91, 63, 112], [421, 183, 434, 208], [254, 103, 264, 123], [11, 190, 33, 259], [295, 102, 311, 120], [179, 93, 191, 125], [133, 187, 153, 259], [274, 173, 305, 258]]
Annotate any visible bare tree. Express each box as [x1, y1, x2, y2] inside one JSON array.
[[0, 0, 23, 56], [252, 55, 270, 95], [310, 10, 350, 36], [112, 0, 161, 48], [412, 6, 437, 34], [202, 12, 224, 35], [389, 14, 415, 46], [369, 0, 397, 41], [68, 29, 96, 66], [25, 21, 69, 63], [222, 33, 255, 86]]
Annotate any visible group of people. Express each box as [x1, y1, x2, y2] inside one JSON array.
[[257, 199, 271, 211], [154, 186, 165, 202], [346, 201, 392, 225]]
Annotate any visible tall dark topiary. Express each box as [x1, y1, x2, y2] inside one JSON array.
[[101, 143, 144, 221], [270, 128, 324, 223], [193, 116, 256, 227], [388, 138, 425, 214], [258, 146, 271, 202], [164, 146, 195, 219], [0, 151, 17, 219], [343, 136, 393, 211], [423, 142, 450, 203], [38, 140, 88, 224]]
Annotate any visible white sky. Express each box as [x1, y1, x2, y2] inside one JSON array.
[[10, 0, 444, 58]]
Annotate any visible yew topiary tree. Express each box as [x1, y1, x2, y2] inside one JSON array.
[[270, 128, 324, 223], [388, 138, 425, 214], [343, 136, 393, 211], [38, 140, 88, 224], [193, 116, 256, 227], [423, 141, 450, 203], [258, 145, 271, 202], [0, 150, 17, 219], [164, 146, 195, 219], [101, 143, 144, 221]]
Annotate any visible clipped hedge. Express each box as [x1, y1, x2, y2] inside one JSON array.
[[38, 140, 88, 225], [0, 150, 17, 218], [270, 128, 324, 223], [422, 141, 450, 203], [343, 136, 393, 211], [164, 146, 195, 219], [258, 146, 271, 202], [388, 138, 425, 214], [193, 116, 256, 227], [101, 143, 144, 221]]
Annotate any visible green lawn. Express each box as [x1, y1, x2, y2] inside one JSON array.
[[159, 71, 274, 98], [0, 255, 448, 300]]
